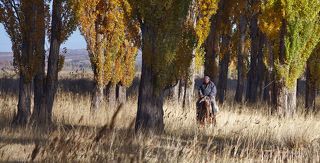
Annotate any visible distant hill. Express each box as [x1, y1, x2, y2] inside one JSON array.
[[0, 49, 142, 70]]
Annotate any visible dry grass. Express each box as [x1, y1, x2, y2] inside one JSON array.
[[0, 74, 320, 162]]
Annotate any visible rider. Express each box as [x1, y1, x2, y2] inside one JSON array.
[[197, 76, 219, 114]]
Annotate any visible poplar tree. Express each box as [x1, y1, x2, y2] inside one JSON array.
[[171, 0, 219, 108], [74, 0, 140, 111], [259, 0, 320, 116], [215, 0, 234, 104], [306, 43, 319, 112], [31, 0, 78, 124], [0, 0, 47, 125], [234, 0, 248, 103], [246, 0, 267, 103], [131, 0, 218, 133]]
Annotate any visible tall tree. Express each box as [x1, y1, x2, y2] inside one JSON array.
[[246, 0, 266, 103], [217, 33, 231, 104], [131, 0, 218, 133], [31, 0, 77, 124], [204, 0, 227, 84], [234, 0, 248, 103], [0, 0, 46, 125], [32, 0, 46, 125], [74, 0, 140, 111], [214, 0, 234, 104], [305, 43, 319, 112], [259, 0, 320, 116]]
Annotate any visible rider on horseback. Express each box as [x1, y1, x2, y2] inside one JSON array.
[[197, 76, 219, 114]]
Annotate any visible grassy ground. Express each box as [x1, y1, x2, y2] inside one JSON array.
[[0, 73, 320, 162]]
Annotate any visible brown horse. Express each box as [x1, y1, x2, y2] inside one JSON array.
[[196, 96, 216, 127]]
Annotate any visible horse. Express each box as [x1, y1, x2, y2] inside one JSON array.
[[196, 96, 216, 127]]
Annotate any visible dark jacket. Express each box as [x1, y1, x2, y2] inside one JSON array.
[[198, 81, 217, 98]]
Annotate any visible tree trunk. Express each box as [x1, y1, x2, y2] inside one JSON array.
[[116, 83, 126, 104], [263, 39, 277, 110], [287, 81, 297, 116], [168, 80, 180, 103], [44, 0, 63, 123], [305, 61, 317, 112], [257, 33, 266, 100], [106, 83, 116, 109], [276, 18, 291, 117], [276, 83, 296, 117], [13, 2, 35, 126], [178, 80, 185, 103], [91, 83, 104, 112], [204, 23, 219, 83], [135, 59, 165, 133], [13, 75, 32, 126], [40, 38, 61, 123], [263, 70, 271, 103], [182, 55, 195, 109], [235, 15, 246, 103], [276, 81, 288, 117], [204, 0, 224, 83], [217, 34, 231, 104], [135, 24, 165, 133], [32, 0, 48, 124], [263, 40, 272, 103], [91, 26, 104, 111], [246, 14, 259, 103]]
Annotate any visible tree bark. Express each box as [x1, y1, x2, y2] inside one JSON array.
[[287, 80, 297, 116], [235, 15, 246, 103], [13, 2, 36, 126], [257, 33, 266, 100], [44, 0, 63, 123], [217, 34, 231, 104], [106, 83, 117, 109], [204, 21, 219, 83], [91, 82, 104, 111], [263, 39, 277, 109], [90, 24, 105, 111], [305, 61, 317, 112], [178, 80, 185, 103], [135, 24, 165, 134], [168, 80, 180, 103], [204, 0, 223, 83], [13, 75, 32, 126], [116, 83, 126, 104], [135, 58, 165, 133], [182, 56, 195, 109], [32, 0, 48, 124], [276, 82, 296, 117], [276, 81, 288, 117], [246, 14, 259, 103], [276, 18, 293, 117]]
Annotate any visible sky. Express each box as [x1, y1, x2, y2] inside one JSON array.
[[0, 24, 87, 52]]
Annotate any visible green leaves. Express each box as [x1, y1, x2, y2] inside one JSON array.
[[261, 0, 320, 89], [131, 0, 219, 90]]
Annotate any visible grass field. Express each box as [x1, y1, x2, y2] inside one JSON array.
[[0, 73, 320, 162]]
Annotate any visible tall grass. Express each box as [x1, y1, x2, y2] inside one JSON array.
[[0, 74, 320, 162]]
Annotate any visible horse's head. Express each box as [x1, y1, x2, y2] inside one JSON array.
[[197, 96, 214, 127], [199, 96, 211, 108]]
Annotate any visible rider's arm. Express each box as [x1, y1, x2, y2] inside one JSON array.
[[198, 86, 204, 97], [209, 83, 217, 98]]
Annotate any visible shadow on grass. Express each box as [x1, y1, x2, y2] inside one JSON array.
[[0, 76, 141, 98]]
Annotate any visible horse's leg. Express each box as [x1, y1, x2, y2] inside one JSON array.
[[212, 115, 217, 127], [206, 108, 211, 126]]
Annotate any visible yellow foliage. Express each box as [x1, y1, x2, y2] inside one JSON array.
[[73, 0, 140, 87]]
